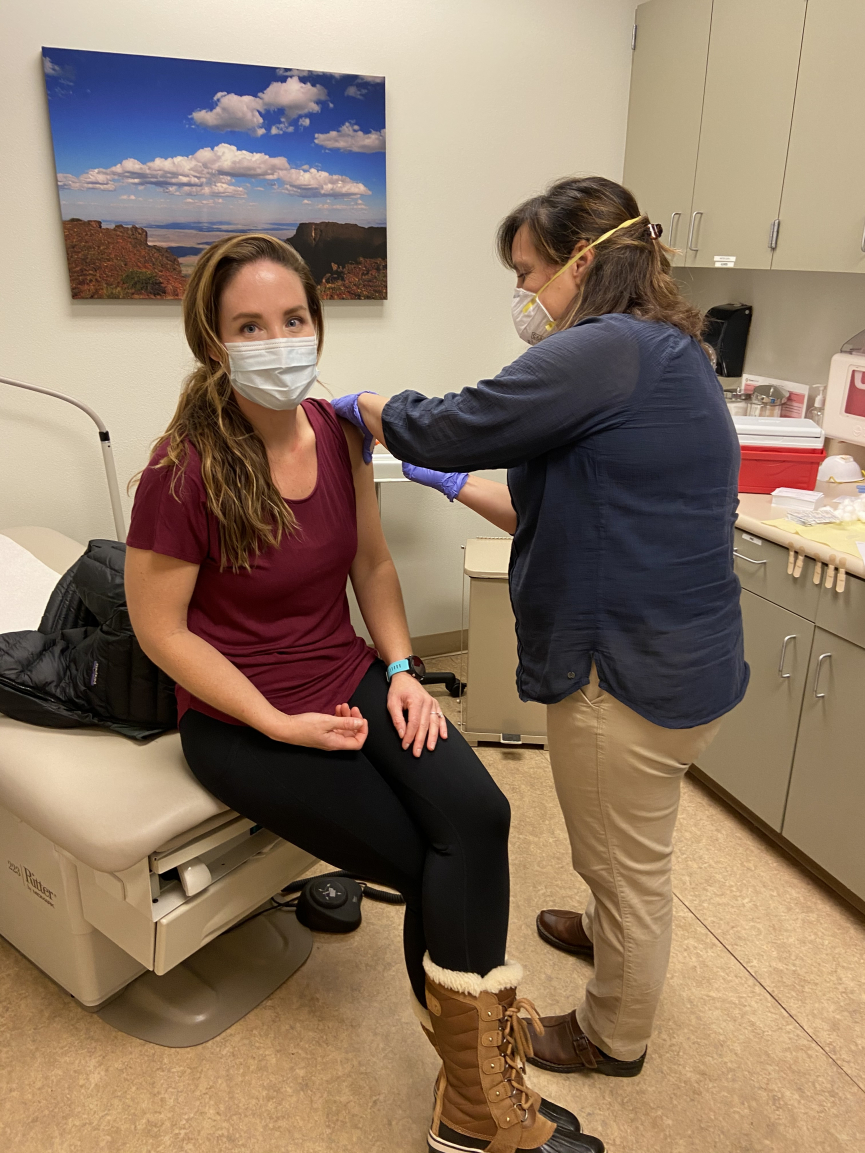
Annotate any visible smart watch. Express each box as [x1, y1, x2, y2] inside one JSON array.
[[386, 655, 426, 682]]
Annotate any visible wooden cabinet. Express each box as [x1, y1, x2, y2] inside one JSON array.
[[782, 630, 865, 897], [685, 0, 807, 270], [623, 0, 713, 265], [697, 589, 813, 829], [772, 0, 865, 273]]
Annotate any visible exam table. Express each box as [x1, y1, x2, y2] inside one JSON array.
[[0, 526, 317, 1045]]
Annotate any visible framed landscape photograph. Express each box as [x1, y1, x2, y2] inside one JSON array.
[[42, 48, 386, 300]]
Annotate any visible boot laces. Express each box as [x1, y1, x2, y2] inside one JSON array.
[[500, 997, 544, 1118]]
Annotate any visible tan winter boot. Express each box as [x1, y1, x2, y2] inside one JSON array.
[[423, 956, 605, 1153]]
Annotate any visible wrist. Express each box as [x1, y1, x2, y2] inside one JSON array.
[[260, 707, 296, 741]]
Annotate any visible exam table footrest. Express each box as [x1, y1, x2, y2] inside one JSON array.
[[96, 907, 312, 1047]]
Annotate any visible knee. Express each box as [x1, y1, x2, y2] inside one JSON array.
[[459, 779, 511, 847]]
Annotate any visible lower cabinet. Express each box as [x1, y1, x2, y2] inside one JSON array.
[[781, 630, 865, 898], [696, 589, 813, 830]]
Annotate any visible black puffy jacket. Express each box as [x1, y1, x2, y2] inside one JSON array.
[[0, 539, 177, 739]]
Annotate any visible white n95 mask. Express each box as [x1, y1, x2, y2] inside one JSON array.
[[225, 336, 318, 410], [512, 287, 556, 345]]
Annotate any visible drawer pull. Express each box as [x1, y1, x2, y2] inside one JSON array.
[[687, 211, 703, 252], [778, 634, 796, 680], [733, 549, 767, 566], [813, 652, 832, 699], [836, 557, 847, 593]]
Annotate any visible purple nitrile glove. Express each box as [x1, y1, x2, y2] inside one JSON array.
[[332, 392, 377, 463], [402, 462, 469, 502]]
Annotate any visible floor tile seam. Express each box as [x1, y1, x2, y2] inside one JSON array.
[[671, 890, 865, 1096]]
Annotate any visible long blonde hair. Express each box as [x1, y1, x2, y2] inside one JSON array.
[[148, 233, 324, 571], [497, 176, 711, 353]]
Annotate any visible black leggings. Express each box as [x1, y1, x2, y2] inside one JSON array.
[[179, 661, 511, 1002]]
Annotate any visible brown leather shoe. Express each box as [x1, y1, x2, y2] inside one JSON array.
[[537, 910, 594, 958], [524, 1009, 645, 1078]]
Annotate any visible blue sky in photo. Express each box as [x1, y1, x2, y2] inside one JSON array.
[[42, 47, 386, 229]]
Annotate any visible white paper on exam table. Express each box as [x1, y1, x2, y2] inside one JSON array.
[[0, 534, 61, 633]]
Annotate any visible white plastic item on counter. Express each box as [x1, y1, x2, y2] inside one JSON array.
[[817, 454, 865, 483], [770, 487, 824, 510], [732, 416, 825, 448]]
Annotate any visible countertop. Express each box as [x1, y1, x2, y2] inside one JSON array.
[[737, 481, 865, 578]]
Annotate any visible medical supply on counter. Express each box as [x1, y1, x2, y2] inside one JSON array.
[[747, 382, 789, 417], [770, 487, 823, 510], [734, 416, 826, 493], [823, 329, 865, 447], [742, 374, 818, 420], [784, 509, 839, 526], [817, 454, 865, 483]]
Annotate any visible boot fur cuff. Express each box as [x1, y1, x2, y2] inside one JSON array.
[[423, 953, 523, 997]]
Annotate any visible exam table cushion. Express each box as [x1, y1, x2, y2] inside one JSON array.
[[0, 716, 227, 874]]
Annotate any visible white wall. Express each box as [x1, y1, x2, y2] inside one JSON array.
[[0, 0, 635, 641]]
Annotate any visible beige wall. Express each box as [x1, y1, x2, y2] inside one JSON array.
[[0, 0, 635, 641]]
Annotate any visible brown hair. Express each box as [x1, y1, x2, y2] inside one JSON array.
[[146, 233, 323, 571], [497, 175, 709, 350]]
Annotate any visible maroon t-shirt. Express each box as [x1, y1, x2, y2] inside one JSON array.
[[127, 399, 376, 725]]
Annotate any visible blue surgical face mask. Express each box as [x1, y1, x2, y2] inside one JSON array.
[[225, 336, 318, 410]]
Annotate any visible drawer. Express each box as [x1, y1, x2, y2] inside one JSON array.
[[814, 568, 865, 649], [155, 838, 314, 974], [733, 528, 821, 619]]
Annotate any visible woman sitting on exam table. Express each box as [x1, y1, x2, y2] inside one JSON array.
[[124, 233, 602, 1153], [336, 176, 746, 1082]]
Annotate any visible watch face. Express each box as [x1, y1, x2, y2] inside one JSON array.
[[409, 654, 426, 679]]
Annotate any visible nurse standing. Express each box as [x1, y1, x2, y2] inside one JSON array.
[[334, 176, 748, 1078]]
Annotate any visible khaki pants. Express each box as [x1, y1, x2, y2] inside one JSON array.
[[546, 666, 721, 1061]]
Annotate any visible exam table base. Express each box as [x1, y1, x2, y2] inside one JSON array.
[[96, 906, 312, 1046]]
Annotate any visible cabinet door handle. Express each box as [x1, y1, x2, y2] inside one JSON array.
[[733, 549, 767, 566], [861, 220, 865, 254], [669, 212, 681, 248], [778, 634, 796, 679], [687, 211, 703, 252], [813, 652, 832, 699]]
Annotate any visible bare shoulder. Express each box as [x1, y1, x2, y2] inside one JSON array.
[[337, 417, 370, 474]]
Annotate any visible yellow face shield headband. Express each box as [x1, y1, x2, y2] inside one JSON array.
[[521, 214, 644, 333]]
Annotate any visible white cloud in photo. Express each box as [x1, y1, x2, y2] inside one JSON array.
[[299, 117, 310, 127], [270, 123, 294, 134], [43, 56, 62, 76], [192, 92, 266, 136], [314, 121, 386, 153], [57, 143, 371, 200], [119, 194, 138, 200], [258, 76, 328, 130], [345, 84, 365, 99]]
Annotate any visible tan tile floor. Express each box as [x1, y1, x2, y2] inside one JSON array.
[[1, 654, 864, 1152]]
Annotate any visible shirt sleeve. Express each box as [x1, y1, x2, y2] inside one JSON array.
[[382, 315, 645, 472], [126, 449, 211, 564]]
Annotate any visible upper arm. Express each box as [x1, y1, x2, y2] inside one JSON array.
[[125, 546, 200, 645], [338, 418, 392, 573]]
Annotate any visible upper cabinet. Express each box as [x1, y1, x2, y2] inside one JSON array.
[[623, 0, 713, 266], [624, 0, 864, 274], [686, 0, 807, 271], [772, 0, 865, 273]]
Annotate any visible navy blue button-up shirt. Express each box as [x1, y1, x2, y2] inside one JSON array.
[[382, 313, 748, 728]]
